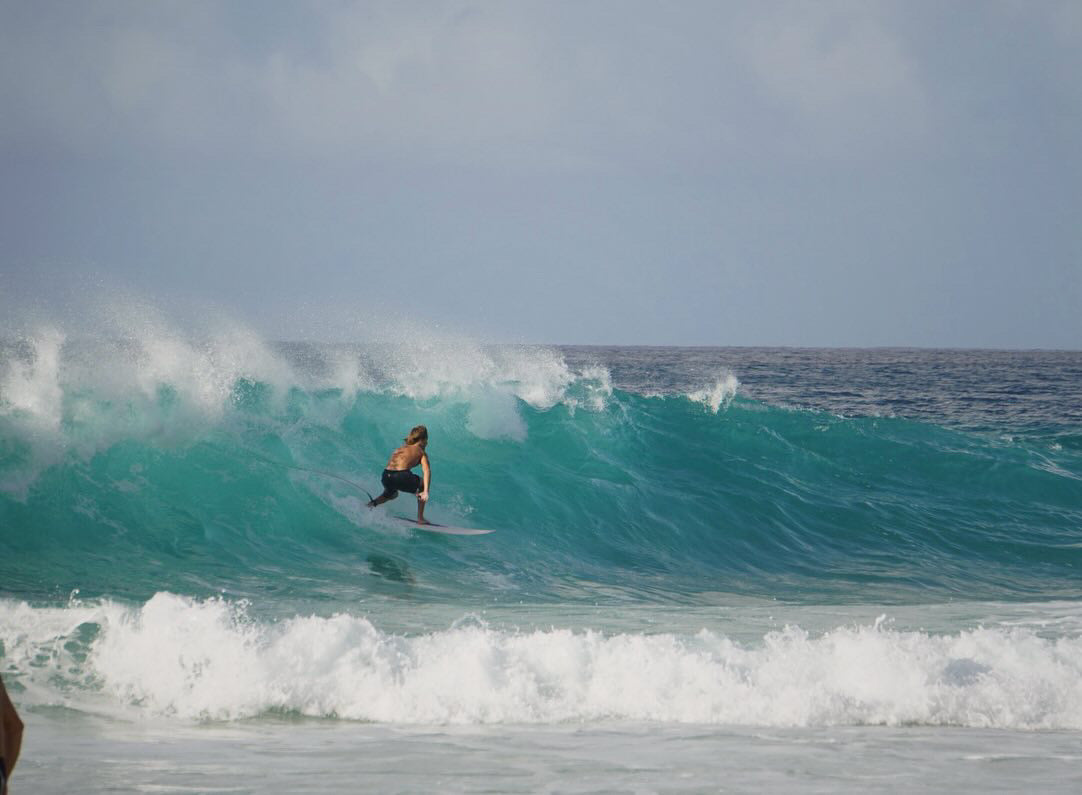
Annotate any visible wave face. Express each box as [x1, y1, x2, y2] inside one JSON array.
[[2, 330, 1081, 606]]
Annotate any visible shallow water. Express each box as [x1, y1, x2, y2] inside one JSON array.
[[20, 713, 1082, 794]]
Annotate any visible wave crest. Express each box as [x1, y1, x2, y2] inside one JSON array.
[[687, 369, 740, 413], [0, 320, 614, 492]]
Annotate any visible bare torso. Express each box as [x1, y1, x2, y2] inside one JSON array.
[[386, 442, 426, 471]]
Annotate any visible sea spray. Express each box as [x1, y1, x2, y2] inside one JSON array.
[[687, 368, 740, 413]]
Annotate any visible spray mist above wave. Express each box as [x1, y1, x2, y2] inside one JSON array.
[[4, 593, 1082, 729], [0, 330, 593, 426], [0, 306, 621, 491]]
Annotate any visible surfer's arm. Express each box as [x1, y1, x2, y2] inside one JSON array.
[[418, 452, 431, 502]]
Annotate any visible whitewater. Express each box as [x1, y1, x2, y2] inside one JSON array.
[[2, 314, 1081, 793]]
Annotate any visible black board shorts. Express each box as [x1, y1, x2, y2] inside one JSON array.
[[380, 468, 422, 498]]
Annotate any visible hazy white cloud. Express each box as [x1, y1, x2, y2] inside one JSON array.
[[741, 2, 927, 154], [0, 1, 937, 167], [0, 2, 574, 166], [259, 2, 569, 164]]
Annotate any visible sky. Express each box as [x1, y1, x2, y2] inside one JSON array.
[[1, 0, 1080, 347]]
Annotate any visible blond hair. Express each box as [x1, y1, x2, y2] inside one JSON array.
[[404, 425, 428, 445]]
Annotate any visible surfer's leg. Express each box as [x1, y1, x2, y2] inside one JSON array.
[[405, 471, 425, 523], [369, 470, 404, 507], [368, 490, 398, 508]]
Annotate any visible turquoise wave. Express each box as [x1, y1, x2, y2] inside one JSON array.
[[3, 373, 1080, 607]]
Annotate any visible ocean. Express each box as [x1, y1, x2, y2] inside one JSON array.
[[2, 325, 1081, 793]]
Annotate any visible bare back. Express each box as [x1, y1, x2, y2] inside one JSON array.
[[386, 442, 426, 471]]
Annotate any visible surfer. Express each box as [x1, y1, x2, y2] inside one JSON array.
[[366, 425, 432, 523]]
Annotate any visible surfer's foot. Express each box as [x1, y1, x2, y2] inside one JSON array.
[[366, 499, 376, 508]]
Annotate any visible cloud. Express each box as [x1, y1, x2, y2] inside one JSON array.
[[0, 1, 577, 168], [740, 1, 928, 154], [0, 1, 1077, 174], [258, 2, 569, 165]]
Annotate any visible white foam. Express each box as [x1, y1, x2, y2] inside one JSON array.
[[321, 346, 378, 400], [687, 369, 740, 413], [2, 310, 300, 437], [362, 340, 611, 440], [102, 307, 299, 422], [373, 340, 602, 407], [4, 594, 1081, 728]]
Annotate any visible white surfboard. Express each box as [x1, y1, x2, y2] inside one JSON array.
[[396, 517, 495, 535]]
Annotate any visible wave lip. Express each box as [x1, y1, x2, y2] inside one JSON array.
[[5, 594, 1082, 729], [0, 331, 610, 440], [686, 369, 740, 413]]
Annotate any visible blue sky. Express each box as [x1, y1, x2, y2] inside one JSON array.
[[2, 0, 1079, 347]]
